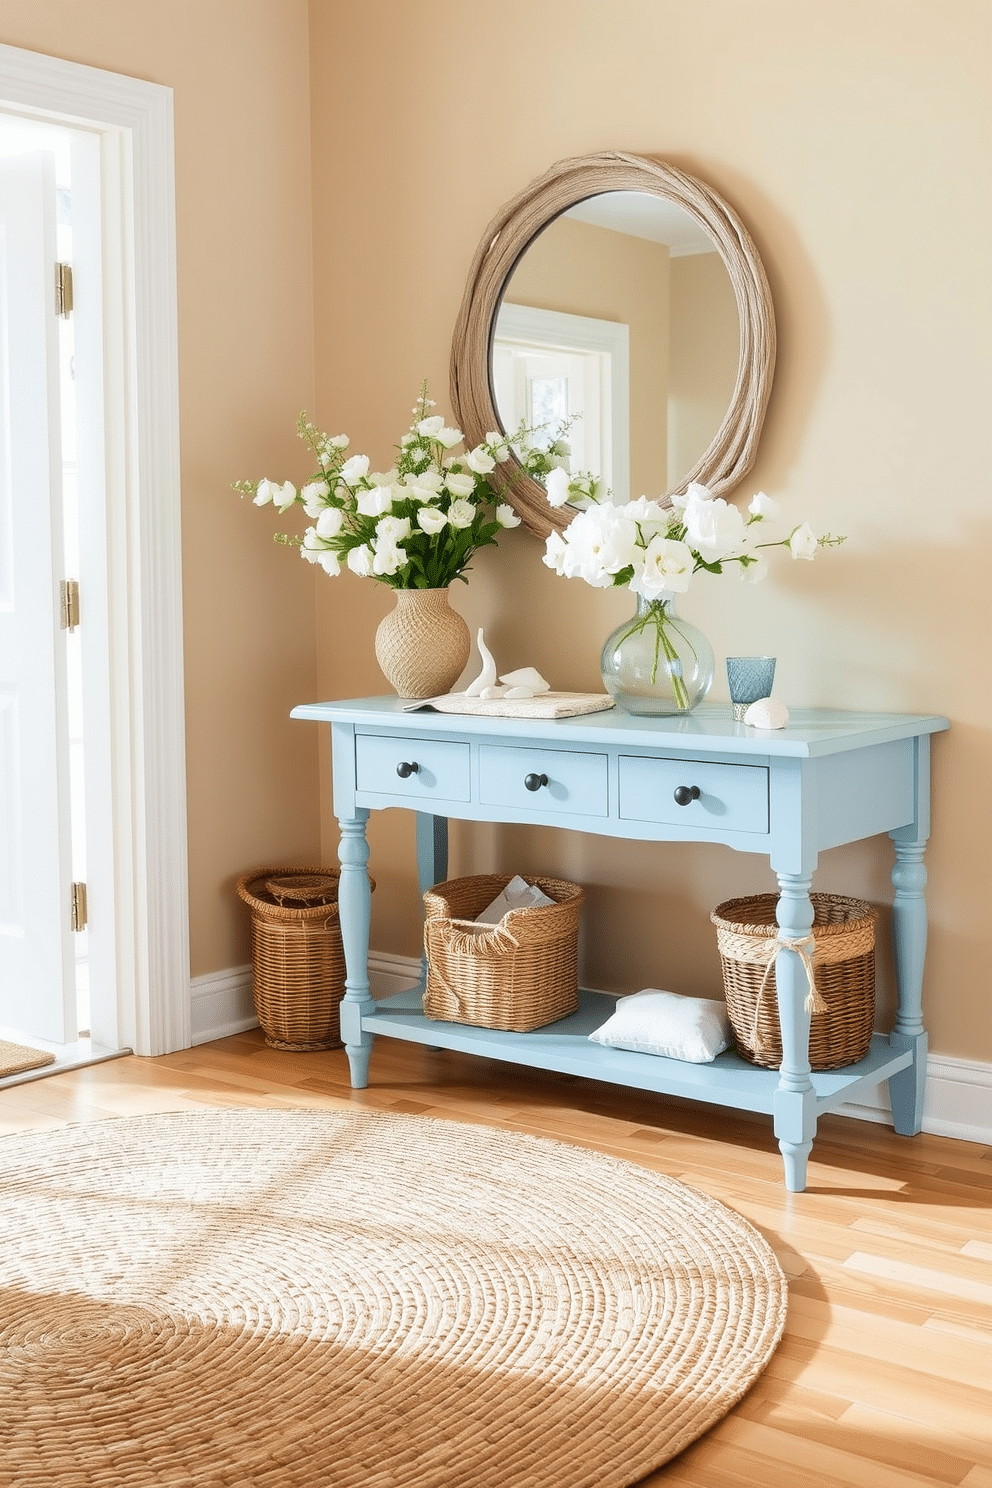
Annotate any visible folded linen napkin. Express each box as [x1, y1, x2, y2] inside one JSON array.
[[475, 874, 556, 925]]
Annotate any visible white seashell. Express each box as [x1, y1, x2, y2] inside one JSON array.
[[464, 628, 498, 696], [743, 697, 790, 730], [499, 666, 550, 694], [480, 684, 507, 700], [503, 685, 537, 699]]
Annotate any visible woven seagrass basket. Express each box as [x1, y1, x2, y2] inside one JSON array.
[[236, 866, 374, 1052], [711, 892, 877, 1071], [423, 873, 584, 1032]]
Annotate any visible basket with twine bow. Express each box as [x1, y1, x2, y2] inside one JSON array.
[[236, 866, 374, 1051], [710, 892, 877, 1070], [423, 873, 584, 1032]]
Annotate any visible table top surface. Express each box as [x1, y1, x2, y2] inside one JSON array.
[[291, 697, 949, 759]]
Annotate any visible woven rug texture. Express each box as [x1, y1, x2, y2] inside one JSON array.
[[0, 1107, 788, 1487]]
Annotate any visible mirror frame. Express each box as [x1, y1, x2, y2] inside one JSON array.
[[450, 151, 776, 540]]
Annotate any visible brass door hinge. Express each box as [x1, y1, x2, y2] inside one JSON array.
[[60, 579, 80, 631], [55, 262, 73, 318], [71, 882, 88, 932]]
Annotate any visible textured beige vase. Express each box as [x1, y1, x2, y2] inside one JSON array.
[[374, 587, 472, 699]]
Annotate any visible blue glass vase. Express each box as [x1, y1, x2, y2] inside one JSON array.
[[600, 596, 714, 716]]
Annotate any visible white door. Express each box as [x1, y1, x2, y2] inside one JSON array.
[[0, 150, 75, 1041]]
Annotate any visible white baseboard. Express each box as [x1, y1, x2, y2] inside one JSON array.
[[189, 965, 257, 1044], [189, 958, 991, 1144], [833, 1051, 991, 1144]]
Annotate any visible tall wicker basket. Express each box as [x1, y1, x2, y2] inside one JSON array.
[[710, 892, 877, 1071], [236, 866, 372, 1052], [423, 873, 584, 1032]]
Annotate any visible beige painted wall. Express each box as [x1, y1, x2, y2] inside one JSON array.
[[1, 1, 322, 976], [501, 215, 669, 496], [308, 0, 991, 1065], [4, 2, 988, 1068]]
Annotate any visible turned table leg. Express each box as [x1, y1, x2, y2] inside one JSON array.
[[337, 810, 374, 1088], [416, 812, 448, 992], [887, 833, 930, 1135], [772, 871, 818, 1192]]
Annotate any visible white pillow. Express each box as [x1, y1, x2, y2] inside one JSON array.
[[588, 988, 732, 1064]]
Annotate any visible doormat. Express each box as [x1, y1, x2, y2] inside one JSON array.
[[0, 1107, 788, 1487], [0, 1039, 55, 1078]]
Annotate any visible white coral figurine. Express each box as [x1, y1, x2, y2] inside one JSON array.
[[463, 632, 550, 700]]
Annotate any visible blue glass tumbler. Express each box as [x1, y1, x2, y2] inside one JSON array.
[[726, 656, 776, 721]]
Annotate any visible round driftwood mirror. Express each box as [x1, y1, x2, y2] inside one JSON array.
[[450, 152, 776, 540]]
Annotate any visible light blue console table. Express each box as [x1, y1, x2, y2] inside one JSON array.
[[291, 697, 948, 1191]]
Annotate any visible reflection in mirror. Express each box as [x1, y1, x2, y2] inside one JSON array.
[[492, 193, 739, 505], [450, 152, 776, 540], [493, 303, 630, 500]]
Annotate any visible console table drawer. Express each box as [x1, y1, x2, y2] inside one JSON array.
[[356, 733, 471, 801], [619, 755, 769, 833], [479, 745, 609, 816]]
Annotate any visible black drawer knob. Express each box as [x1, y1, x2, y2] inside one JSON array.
[[396, 761, 420, 778], [673, 784, 701, 806], [524, 772, 549, 792]]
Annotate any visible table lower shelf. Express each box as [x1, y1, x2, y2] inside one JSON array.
[[360, 986, 913, 1118]]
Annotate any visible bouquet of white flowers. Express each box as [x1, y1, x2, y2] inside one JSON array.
[[543, 479, 843, 594], [541, 478, 844, 713], [235, 385, 566, 590]]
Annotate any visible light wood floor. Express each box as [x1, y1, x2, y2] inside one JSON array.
[[2, 1030, 989, 1487]]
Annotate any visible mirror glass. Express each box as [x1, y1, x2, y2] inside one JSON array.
[[491, 192, 740, 504], [450, 152, 775, 539]]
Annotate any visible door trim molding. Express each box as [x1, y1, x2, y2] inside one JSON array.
[[0, 44, 189, 1055]]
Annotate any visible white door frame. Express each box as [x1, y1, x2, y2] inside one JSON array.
[[0, 43, 190, 1056]]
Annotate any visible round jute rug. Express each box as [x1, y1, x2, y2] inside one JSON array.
[[0, 1108, 787, 1487]]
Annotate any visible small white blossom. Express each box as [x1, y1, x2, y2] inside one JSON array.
[[301, 480, 330, 517], [545, 468, 572, 507], [485, 433, 512, 462], [496, 503, 521, 528], [356, 485, 395, 517], [417, 414, 446, 438], [623, 495, 671, 528], [447, 498, 476, 530], [372, 542, 404, 577], [317, 551, 341, 576], [684, 490, 746, 561], [740, 552, 769, 584], [326, 434, 350, 450], [436, 426, 462, 449], [556, 505, 637, 587], [410, 469, 443, 494], [316, 506, 344, 539], [543, 530, 568, 575], [670, 480, 712, 511], [252, 479, 276, 507], [789, 523, 818, 560], [464, 446, 496, 475], [749, 491, 780, 521], [632, 536, 694, 599], [339, 454, 370, 485], [417, 506, 448, 536], [444, 471, 477, 498], [347, 544, 373, 577], [376, 514, 412, 544], [300, 527, 322, 561]]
